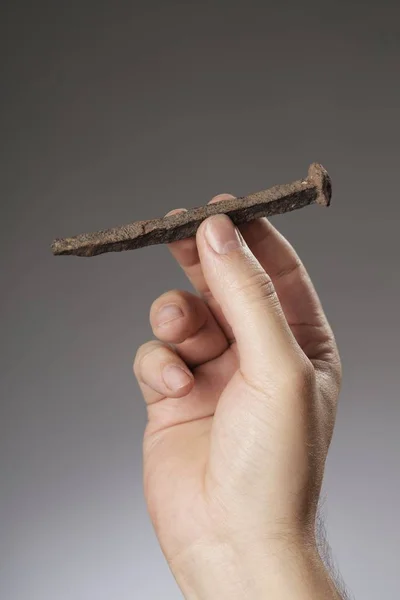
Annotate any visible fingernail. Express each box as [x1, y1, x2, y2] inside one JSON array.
[[162, 364, 192, 391], [165, 208, 187, 217], [205, 214, 244, 255], [156, 303, 184, 327], [209, 193, 236, 204]]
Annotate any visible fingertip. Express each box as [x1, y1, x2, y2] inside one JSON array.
[[208, 193, 236, 204], [150, 290, 210, 346], [197, 214, 244, 256], [151, 300, 184, 328], [162, 363, 194, 396], [165, 208, 188, 217], [133, 340, 195, 401]]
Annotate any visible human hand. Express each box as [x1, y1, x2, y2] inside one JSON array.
[[134, 194, 343, 599]]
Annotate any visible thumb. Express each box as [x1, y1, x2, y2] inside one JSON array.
[[196, 214, 303, 388]]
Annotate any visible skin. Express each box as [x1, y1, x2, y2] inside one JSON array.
[[133, 193, 345, 599]]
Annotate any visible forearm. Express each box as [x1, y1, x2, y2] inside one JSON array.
[[172, 538, 345, 600]]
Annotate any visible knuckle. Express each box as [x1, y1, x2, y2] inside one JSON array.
[[258, 277, 279, 305], [238, 270, 277, 304], [274, 258, 302, 281]]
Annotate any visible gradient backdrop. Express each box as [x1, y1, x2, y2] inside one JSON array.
[[1, 2, 399, 599]]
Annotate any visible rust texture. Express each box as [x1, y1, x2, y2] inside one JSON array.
[[51, 163, 331, 257]]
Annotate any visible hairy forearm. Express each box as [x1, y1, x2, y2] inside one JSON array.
[[171, 537, 346, 600]]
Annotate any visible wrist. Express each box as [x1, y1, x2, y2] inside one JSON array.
[[170, 535, 343, 600]]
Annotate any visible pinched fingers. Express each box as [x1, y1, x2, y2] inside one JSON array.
[[150, 289, 228, 367], [133, 340, 194, 405], [165, 196, 236, 341]]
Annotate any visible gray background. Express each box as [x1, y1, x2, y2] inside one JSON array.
[[1, 1, 399, 599]]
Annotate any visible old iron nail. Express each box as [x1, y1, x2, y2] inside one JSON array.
[[51, 163, 331, 258]]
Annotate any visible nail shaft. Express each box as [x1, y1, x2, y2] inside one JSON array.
[[51, 163, 331, 258]]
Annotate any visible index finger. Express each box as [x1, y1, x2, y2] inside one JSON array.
[[166, 196, 236, 341]]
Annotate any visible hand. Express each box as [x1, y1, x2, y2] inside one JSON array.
[[134, 194, 343, 599]]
